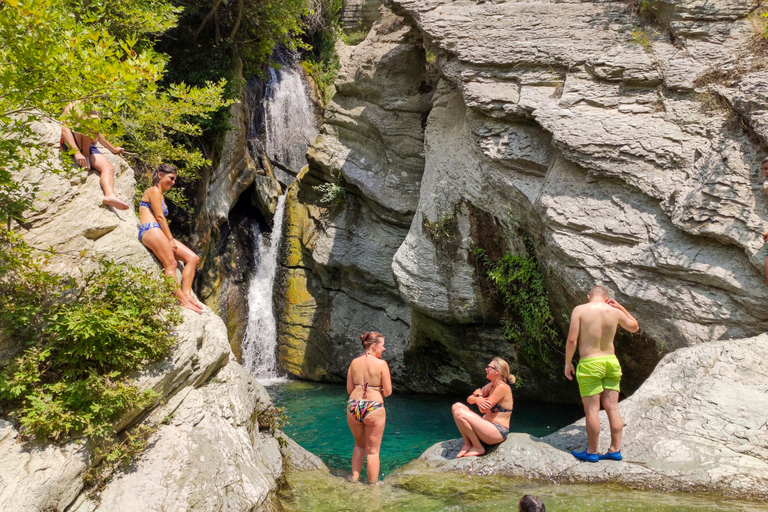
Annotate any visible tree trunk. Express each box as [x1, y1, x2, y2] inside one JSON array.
[[193, 0, 223, 43]]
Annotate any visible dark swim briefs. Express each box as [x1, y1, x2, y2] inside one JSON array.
[[60, 129, 101, 162]]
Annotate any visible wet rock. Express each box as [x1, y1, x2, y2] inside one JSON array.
[[276, 7, 432, 384]]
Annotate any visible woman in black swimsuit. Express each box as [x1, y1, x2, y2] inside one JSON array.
[[451, 356, 515, 457], [345, 332, 392, 484]]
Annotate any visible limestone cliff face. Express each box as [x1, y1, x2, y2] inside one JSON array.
[[276, 9, 434, 384], [0, 123, 324, 512], [278, 0, 768, 398]]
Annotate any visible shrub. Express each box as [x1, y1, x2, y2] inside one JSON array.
[[313, 172, 346, 208], [341, 30, 367, 46], [0, 229, 181, 441], [475, 245, 562, 378]]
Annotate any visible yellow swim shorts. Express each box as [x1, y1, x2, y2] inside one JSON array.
[[576, 355, 622, 397]]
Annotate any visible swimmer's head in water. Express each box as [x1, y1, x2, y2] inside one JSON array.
[[588, 285, 609, 300]]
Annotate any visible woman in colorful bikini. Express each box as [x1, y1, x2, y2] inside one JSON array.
[[451, 356, 515, 457], [346, 331, 392, 484], [138, 163, 202, 314]]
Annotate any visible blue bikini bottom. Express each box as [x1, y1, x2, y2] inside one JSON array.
[[138, 222, 161, 242]]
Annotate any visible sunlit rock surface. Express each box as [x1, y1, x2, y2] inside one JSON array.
[[412, 334, 768, 499], [0, 124, 323, 511], [279, 0, 768, 398], [276, 9, 433, 384]]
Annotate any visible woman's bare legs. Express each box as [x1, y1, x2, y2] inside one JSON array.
[[73, 132, 128, 210], [452, 406, 504, 457], [363, 408, 386, 484], [142, 229, 202, 313], [347, 411, 366, 482], [171, 239, 201, 308], [452, 403, 473, 457], [346, 407, 386, 484]]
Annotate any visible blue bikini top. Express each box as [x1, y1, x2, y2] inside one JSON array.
[[139, 200, 168, 216]]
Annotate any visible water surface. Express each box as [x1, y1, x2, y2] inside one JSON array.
[[268, 380, 582, 478], [279, 469, 765, 512]]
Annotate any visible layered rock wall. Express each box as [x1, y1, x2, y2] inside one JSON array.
[[278, 0, 768, 398], [276, 10, 434, 383]]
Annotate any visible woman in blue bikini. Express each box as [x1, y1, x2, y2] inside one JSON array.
[[451, 357, 515, 457], [345, 331, 392, 484], [138, 163, 202, 314]]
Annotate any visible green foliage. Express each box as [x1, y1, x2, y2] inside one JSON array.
[[301, 0, 341, 103], [301, 58, 339, 103], [120, 80, 232, 177], [475, 246, 562, 378], [165, 0, 310, 78], [313, 172, 346, 208], [61, 0, 182, 42], [0, 0, 229, 221], [341, 30, 367, 46], [423, 210, 458, 251], [255, 405, 287, 436], [0, 229, 181, 441], [631, 27, 653, 50]]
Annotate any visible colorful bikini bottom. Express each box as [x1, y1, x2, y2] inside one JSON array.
[[347, 399, 383, 423]]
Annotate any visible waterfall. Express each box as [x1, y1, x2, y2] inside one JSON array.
[[262, 55, 319, 185], [240, 49, 318, 383], [240, 195, 287, 384]]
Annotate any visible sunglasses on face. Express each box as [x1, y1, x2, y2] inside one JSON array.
[[486, 365, 497, 371]]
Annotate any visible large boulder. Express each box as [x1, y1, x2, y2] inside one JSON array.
[[408, 334, 768, 500], [0, 123, 324, 511]]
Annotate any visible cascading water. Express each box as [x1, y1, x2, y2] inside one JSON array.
[[240, 195, 287, 383], [262, 54, 320, 185], [241, 50, 319, 383]]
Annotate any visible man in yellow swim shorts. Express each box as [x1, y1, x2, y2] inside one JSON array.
[[564, 286, 639, 463]]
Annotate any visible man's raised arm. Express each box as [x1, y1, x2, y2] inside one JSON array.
[[606, 298, 639, 333]]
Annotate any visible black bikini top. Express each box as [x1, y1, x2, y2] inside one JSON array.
[[488, 385, 513, 414]]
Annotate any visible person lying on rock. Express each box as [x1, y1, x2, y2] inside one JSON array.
[[60, 101, 129, 210], [451, 357, 515, 457], [760, 157, 768, 286], [564, 286, 639, 462], [139, 163, 203, 313], [346, 331, 392, 484]]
